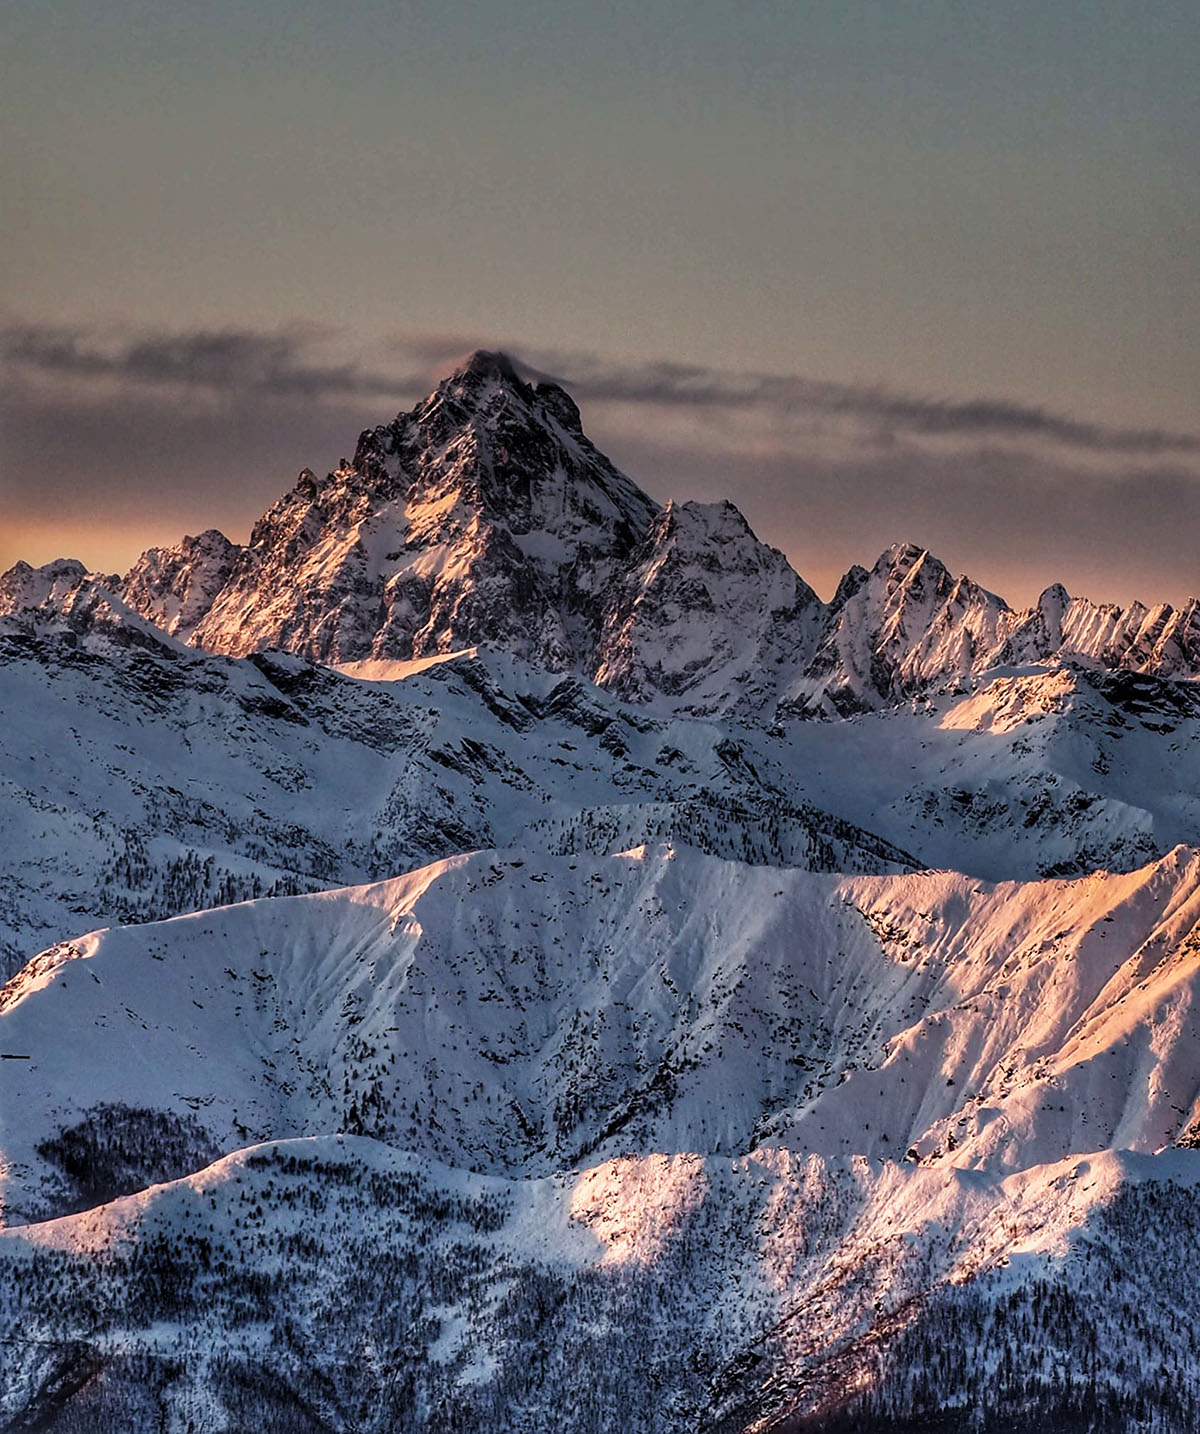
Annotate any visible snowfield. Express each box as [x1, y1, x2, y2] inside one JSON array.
[[4, 844, 1200, 1427], [8, 844, 1200, 1223]]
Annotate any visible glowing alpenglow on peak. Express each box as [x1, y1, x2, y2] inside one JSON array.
[[5, 358, 1195, 720]]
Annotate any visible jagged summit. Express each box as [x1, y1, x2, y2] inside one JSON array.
[[594, 498, 822, 715], [453, 346, 523, 384], [103, 354, 662, 669], [4, 355, 1199, 707], [443, 346, 581, 426], [121, 528, 240, 639], [880, 538, 933, 568]]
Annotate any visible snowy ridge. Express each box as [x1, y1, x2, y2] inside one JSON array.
[[786, 542, 1200, 716], [0, 631, 936, 977], [7, 843, 1200, 1217], [593, 498, 823, 717], [6, 846, 1200, 1426], [0, 559, 189, 655], [4, 631, 1200, 978], [6, 1134, 1200, 1433]]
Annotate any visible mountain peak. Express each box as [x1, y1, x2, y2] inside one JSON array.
[[594, 495, 822, 715], [436, 350, 584, 430], [115, 351, 660, 669], [878, 540, 935, 573], [454, 348, 524, 385]]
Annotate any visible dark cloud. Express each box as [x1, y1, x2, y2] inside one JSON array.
[[2, 319, 1198, 604], [528, 354, 1200, 458], [0, 322, 428, 403], [4, 321, 1197, 460]]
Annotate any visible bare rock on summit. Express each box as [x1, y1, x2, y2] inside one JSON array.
[[786, 542, 1011, 715], [119, 528, 241, 639]]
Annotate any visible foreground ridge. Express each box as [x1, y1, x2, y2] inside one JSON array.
[[5, 845, 1200, 1429]]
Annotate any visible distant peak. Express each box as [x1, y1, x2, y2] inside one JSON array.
[[830, 564, 870, 611], [873, 541, 939, 580], [661, 498, 754, 535], [38, 557, 88, 581], [432, 350, 591, 434]]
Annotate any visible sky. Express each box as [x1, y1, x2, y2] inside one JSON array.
[[2, 0, 1197, 605]]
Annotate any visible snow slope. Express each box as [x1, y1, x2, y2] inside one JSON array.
[[779, 663, 1200, 880], [5, 845, 1200, 1427], [0, 631, 921, 977], [3, 624, 1200, 977], [7, 843, 1200, 1220]]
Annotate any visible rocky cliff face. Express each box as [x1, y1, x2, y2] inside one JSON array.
[[119, 528, 241, 639], [786, 543, 1011, 715], [117, 351, 660, 670]]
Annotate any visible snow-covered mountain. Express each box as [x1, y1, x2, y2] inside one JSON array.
[[4, 624, 1199, 980], [593, 498, 823, 716], [4, 351, 1200, 1432], [8, 843, 1200, 1216], [6, 844, 1200, 1429], [785, 542, 1200, 716], [0, 628, 929, 979], [118, 351, 659, 672], [7, 351, 1191, 716], [786, 543, 1011, 716]]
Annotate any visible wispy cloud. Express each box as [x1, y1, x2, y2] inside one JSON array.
[[4, 320, 1196, 461], [0, 321, 427, 402], [519, 352, 1200, 459]]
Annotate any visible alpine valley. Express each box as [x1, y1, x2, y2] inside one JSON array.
[[3, 352, 1200, 1433]]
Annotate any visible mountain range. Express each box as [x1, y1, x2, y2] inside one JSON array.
[[5, 350, 1198, 719], [2, 351, 1199, 1432]]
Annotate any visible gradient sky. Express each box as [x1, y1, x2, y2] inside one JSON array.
[[3, 0, 1198, 605]]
